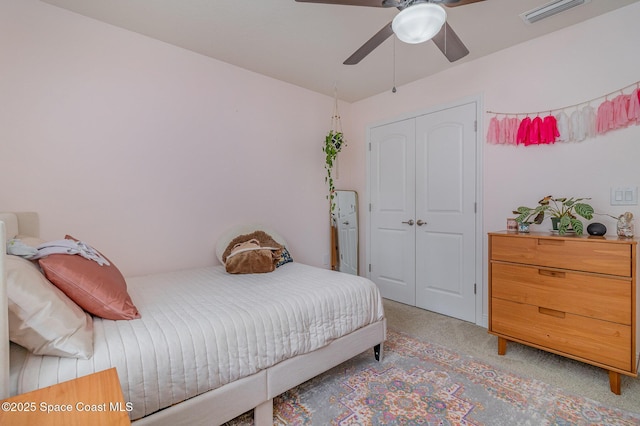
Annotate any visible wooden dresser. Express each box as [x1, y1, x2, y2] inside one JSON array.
[[488, 231, 638, 394]]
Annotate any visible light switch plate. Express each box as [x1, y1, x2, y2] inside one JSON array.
[[610, 187, 638, 205]]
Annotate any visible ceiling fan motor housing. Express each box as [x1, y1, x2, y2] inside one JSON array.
[[392, 3, 447, 44]]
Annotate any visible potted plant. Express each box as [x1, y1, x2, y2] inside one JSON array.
[[540, 196, 594, 235], [323, 130, 345, 212], [513, 196, 594, 235]]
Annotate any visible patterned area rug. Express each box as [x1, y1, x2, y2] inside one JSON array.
[[226, 330, 640, 425]]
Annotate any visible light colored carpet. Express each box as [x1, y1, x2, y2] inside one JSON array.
[[226, 298, 640, 425], [226, 300, 640, 425], [383, 298, 640, 414]]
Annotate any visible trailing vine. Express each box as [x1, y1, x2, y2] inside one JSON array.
[[323, 130, 345, 212], [325, 86, 346, 212]]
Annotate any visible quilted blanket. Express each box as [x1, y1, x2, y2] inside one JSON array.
[[10, 262, 385, 421]]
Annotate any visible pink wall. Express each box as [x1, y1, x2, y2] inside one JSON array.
[[1, 0, 348, 276], [4, 0, 639, 308], [345, 2, 640, 323]]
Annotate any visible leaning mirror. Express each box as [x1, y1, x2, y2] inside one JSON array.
[[330, 190, 359, 275]]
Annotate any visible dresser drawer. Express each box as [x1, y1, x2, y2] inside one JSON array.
[[491, 235, 631, 276], [491, 298, 632, 371], [491, 262, 632, 324]]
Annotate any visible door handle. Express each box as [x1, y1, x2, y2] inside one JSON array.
[[402, 219, 414, 226], [416, 219, 427, 226], [342, 221, 349, 225]]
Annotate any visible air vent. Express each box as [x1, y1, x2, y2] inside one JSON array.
[[520, 0, 591, 24]]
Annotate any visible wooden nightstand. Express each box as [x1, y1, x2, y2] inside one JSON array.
[[0, 368, 131, 425]]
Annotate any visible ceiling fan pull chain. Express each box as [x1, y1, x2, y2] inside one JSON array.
[[392, 36, 397, 93]]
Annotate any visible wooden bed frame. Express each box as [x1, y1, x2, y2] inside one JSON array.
[[0, 212, 386, 425]]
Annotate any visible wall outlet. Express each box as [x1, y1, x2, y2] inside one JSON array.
[[610, 187, 638, 206]]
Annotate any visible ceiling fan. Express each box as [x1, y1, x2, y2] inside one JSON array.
[[295, 0, 485, 65]]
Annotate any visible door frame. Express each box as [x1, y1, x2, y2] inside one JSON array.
[[365, 94, 485, 327]]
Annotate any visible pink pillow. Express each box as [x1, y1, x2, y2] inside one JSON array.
[[38, 236, 140, 320]]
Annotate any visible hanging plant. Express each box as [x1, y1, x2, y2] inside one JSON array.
[[323, 130, 345, 212], [324, 86, 346, 212]]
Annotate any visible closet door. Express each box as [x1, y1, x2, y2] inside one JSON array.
[[414, 102, 477, 322], [370, 119, 416, 305]]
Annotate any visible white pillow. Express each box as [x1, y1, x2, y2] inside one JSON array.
[[215, 224, 287, 264], [7, 255, 94, 359]]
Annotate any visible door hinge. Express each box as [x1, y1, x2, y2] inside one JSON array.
[[369, 203, 372, 212], [474, 120, 477, 132], [474, 283, 477, 294], [369, 142, 371, 151], [474, 202, 477, 213], [369, 264, 372, 272]]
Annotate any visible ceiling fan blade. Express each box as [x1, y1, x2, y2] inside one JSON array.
[[294, 0, 391, 7], [431, 22, 469, 62], [343, 22, 394, 65], [439, 0, 486, 7]]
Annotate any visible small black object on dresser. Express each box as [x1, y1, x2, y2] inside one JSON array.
[[587, 222, 607, 236]]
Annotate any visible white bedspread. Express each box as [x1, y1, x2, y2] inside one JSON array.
[[10, 263, 384, 420]]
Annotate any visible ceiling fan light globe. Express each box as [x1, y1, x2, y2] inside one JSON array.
[[392, 3, 447, 44]]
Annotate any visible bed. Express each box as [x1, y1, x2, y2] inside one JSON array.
[[0, 212, 386, 425]]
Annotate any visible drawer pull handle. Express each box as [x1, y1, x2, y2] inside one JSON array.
[[538, 307, 565, 319], [538, 239, 564, 246], [539, 269, 566, 278]]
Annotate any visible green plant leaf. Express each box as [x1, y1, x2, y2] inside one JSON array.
[[569, 218, 584, 235], [574, 203, 594, 220], [515, 206, 532, 214], [514, 215, 528, 224]]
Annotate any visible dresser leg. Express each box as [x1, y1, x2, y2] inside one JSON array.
[[497, 337, 507, 355], [608, 371, 622, 395]]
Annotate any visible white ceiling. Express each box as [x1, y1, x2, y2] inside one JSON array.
[[40, 0, 640, 102]]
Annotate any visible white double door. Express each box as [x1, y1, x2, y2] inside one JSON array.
[[369, 101, 477, 322]]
